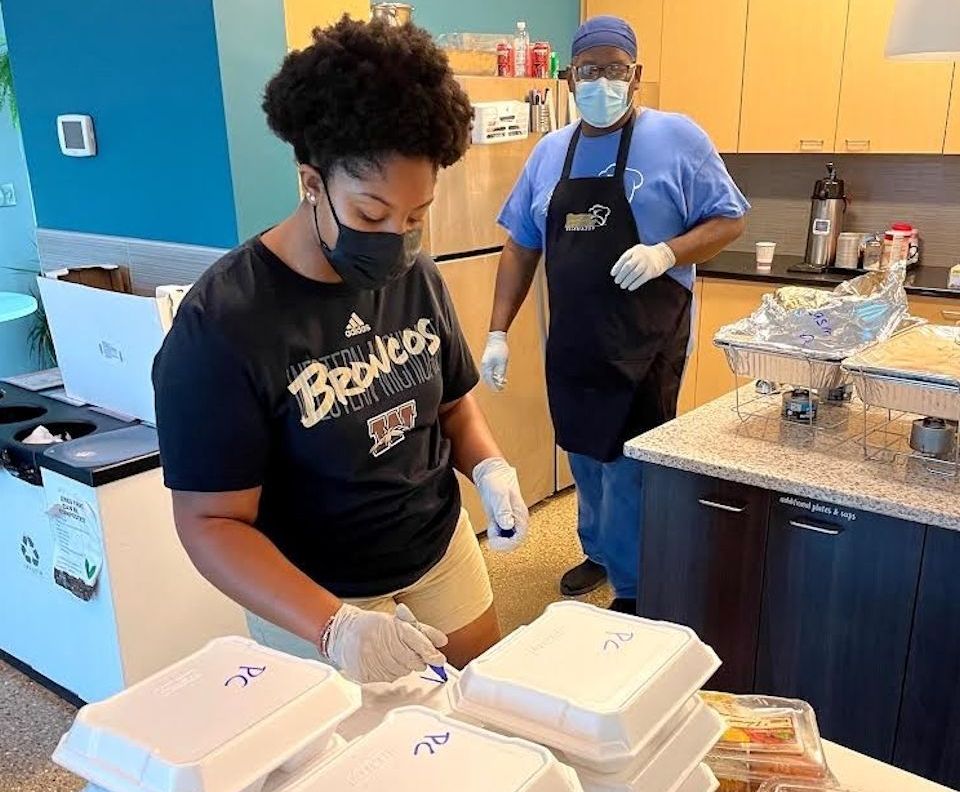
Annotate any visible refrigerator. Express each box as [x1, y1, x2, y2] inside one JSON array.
[[426, 76, 574, 531]]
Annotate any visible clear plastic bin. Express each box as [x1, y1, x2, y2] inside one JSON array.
[[701, 693, 834, 792], [453, 602, 721, 772]]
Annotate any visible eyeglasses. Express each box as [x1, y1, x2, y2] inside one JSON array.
[[572, 63, 637, 82]]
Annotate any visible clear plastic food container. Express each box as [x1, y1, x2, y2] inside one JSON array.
[[452, 602, 721, 772], [337, 665, 462, 741], [700, 693, 834, 792], [757, 782, 854, 792], [54, 636, 360, 792], [574, 697, 725, 792], [287, 706, 584, 792]]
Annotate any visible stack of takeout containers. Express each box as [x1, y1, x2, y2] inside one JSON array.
[[451, 602, 725, 792], [336, 665, 464, 741], [700, 693, 836, 792], [52, 636, 360, 792]]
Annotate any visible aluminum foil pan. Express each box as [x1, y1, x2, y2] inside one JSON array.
[[842, 324, 960, 387], [714, 267, 910, 359], [720, 345, 850, 391], [847, 371, 959, 421]]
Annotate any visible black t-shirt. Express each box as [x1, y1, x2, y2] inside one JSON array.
[[152, 237, 479, 597]]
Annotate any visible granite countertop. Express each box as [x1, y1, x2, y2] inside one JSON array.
[[700, 251, 960, 299], [625, 388, 960, 531]]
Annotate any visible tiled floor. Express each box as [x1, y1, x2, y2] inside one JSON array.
[[0, 489, 601, 791]]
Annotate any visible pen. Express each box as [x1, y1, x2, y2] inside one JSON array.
[[395, 604, 448, 682]]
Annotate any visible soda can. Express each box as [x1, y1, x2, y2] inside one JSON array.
[[531, 42, 551, 78], [496, 42, 514, 77]]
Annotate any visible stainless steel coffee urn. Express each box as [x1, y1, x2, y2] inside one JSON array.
[[803, 162, 847, 270]]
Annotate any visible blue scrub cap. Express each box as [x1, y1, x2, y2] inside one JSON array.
[[571, 15, 638, 60]]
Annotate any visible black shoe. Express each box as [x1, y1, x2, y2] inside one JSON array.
[[560, 558, 608, 596], [609, 597, 637, 614]]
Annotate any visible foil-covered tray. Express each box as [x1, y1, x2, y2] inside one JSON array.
[[718, 344, 850, 391], [847, 371, 959, 422], [842, 324, 960, 387], [714, 267, 910, 359]]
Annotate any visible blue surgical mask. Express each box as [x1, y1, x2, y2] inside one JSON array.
[[574, 77, 632, 129]]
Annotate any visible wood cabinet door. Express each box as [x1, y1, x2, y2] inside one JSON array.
[[640, 465, 770, 693], [835, 0, 954, 154], [677, 278, 703, 415], [757, 496, 924, 761], [583, 0, 663, 82], [694, 279, 773, 407], [908, 294, 960, 326], [439, 253, 556, 525], [946, 68, 960, 154], [659, 0, 748, 152], [283, 0, 369, 49], [739, 0, 847, 153], [894, 526, 960, 788]]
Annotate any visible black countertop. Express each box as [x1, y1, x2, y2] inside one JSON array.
[[0, 383, 160, 487], [699, 251, 960, 299]]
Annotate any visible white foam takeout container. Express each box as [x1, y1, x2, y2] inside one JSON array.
[[574, 698, 725, 792], [286, 706, 584, 792], [452, 601, 721, 773], [337, 665, 464, 741], [54, 636, 361, 792]]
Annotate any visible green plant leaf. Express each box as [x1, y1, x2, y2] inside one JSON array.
[[0, 40, 18, 128]]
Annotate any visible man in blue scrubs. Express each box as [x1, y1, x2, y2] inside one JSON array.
[[482, 15, 749, 612]]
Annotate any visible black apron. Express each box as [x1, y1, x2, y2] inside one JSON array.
[[544, 114, 692, 462]]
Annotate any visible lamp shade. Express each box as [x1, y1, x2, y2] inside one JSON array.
[[886, 0, 960, 60], [0, 292, 38, 323]]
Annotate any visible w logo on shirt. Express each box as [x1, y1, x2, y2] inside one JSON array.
[[368, 399, 417, 457]]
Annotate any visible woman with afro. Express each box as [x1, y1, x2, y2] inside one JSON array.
[[153, 18, 528, 683]]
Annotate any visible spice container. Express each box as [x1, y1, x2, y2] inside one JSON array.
[[891, 222, 920, 265], [701, 692, 834, 792], [880, 228, 909, 269], [453, 601, 721, 772], [861, 234, 883, 271]]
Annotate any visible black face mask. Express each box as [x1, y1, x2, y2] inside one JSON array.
[[313, 178, 423, 290]]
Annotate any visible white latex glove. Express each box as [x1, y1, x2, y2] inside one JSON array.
[[610, 242, 676, 291], [324, 603, 448, 684], [480, 331, 509, 391], [473, 457, 529, 551]]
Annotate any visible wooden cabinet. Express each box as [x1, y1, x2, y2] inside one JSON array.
[[894, 526, 960, 788], [694, 279, 772, 407], [283, 0, 368, 49], [439, 253, 556, 527], [756, 497, 924, 762], [660, 0, 748, 152], [582, 0, 663, 82], [739, 0, 848, 153], [640, 465, 770, 693], [677, 278, 703, 415], [835, 0, 954, 154], [907, 294, 960, 325], [946, 70, 960, 154]]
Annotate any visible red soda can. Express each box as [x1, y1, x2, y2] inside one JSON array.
[[531, 42, 551, 78], [497, 42, 514, 77]]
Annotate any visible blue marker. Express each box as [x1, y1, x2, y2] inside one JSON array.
[[395, 603, 448, 683], [430, 664, 448, 682]]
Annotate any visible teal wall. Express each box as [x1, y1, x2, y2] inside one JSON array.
[[2, 0, 238, 248], [212, 0, 299, 241], [0, 5, 39, 377], [413, 0, 581, 63]]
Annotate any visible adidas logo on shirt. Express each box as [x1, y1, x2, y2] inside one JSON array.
[[344, 312, 372, 338]]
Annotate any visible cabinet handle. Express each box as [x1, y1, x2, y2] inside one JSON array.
[[941, 309, 960, 320], [845, 139, 871, 151], [799, 139, 824, 151], [788, 519, 843, 536], [698, 498, 746, 514]]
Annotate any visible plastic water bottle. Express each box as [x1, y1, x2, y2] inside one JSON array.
[[513, 20, 529, 77]]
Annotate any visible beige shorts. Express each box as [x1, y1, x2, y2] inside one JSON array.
[[246, 509, 493, 660]]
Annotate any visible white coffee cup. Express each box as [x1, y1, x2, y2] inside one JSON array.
[[756, 241, 776, 266]]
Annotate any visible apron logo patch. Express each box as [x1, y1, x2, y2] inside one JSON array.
[[368, 399, 417, 457], [564, 204, 611, 232]]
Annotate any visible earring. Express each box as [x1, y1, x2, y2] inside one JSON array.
[[307, 193, 316, 204]]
